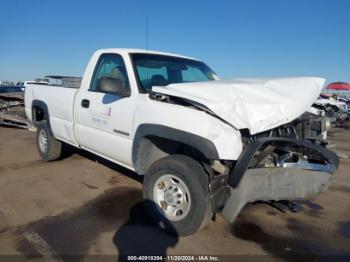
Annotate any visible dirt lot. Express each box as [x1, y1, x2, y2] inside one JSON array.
[[0, 125, 349, 261]]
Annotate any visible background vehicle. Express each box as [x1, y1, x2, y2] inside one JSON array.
[[313, 98, 349, 124], [16, 81, 34, 90], [25, 49, 339, 236], [0, 85, 33, 129], [0, 86, 23, 93], [0, 81, 15, 86]]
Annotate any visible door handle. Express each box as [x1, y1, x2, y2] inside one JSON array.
[[81, 99, 90, 108]]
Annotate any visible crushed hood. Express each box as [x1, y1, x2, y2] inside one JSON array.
[[152, 77, 325, 135]]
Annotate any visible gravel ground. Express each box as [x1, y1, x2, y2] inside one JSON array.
[[0, 125, 349, 261]]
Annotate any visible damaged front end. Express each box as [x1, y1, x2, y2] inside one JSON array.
[[149, 77, 339, 223], [219, 125, 339, 223], [0, 92, 34, 130]]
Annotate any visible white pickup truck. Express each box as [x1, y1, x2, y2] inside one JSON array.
[[25, 48, 339, 236]]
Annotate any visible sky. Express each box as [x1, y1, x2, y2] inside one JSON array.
[[0, 0, 349, 83]]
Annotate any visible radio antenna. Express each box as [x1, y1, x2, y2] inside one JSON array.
[[145, 15, 150, 81], [146, 16, 149, 52]]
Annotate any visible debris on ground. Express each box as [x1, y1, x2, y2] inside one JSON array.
[[0, 92, 35, 130]]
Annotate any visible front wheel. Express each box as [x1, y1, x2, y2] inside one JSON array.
[[143, 155, 212, 236]]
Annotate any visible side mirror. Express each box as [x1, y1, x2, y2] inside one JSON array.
[[98, 77, 130, 97]]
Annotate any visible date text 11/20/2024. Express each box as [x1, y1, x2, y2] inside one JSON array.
[[127, 255, 220, 261]]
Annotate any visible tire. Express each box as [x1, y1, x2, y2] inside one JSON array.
[[143, 155, 212, 236], [36, 122, 62, 161]]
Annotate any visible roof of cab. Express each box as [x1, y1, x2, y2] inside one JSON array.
[[94, 48, 199, 61]]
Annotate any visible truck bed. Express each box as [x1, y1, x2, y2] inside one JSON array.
[[45, 75, 82, 89], [25, 83, 79, 145]]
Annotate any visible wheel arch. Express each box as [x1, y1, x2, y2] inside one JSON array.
[[31, 100, 54, 135], [132, 124, 219, 175]]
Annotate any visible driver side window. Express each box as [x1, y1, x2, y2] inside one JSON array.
[[90, 53, 130, 93]]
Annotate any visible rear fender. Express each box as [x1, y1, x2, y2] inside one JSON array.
[[31, 100, 53, 135]]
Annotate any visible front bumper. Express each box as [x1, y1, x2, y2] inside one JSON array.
[[221, 168, 332, 222], [219, 136, 339, 223]]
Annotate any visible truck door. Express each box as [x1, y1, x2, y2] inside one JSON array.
[[74, 53, 134, 167]]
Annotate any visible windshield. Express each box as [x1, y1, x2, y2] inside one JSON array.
[[131, 53, 217, 92]]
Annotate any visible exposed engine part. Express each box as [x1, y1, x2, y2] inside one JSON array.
[[276, 152, 294, 166], [212, 160, 228, 174], [241, 112, 331, 147], [229, 135, 339, 189], [293, 112, 328, 142]]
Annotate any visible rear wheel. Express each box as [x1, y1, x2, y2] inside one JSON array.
[[143, 155, 212, 236], [36, 123, 62, 161]]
